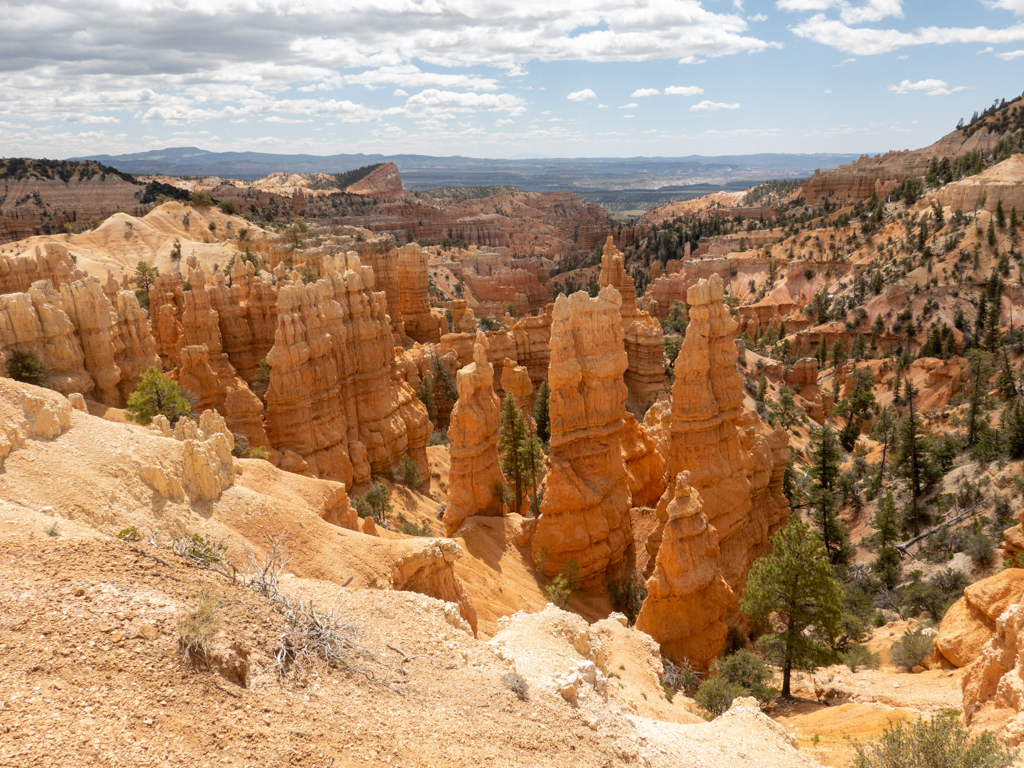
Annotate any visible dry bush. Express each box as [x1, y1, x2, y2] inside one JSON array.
[[502, 672, 528, 701], [178, 591, 222, 664]]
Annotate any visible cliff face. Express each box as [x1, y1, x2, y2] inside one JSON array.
[[0, 242, 76, 294], [531, 287, 634, 589], [443, 332, 505, 535], [635, 473, 734, 673], [350, 234, 404, 339], [649, 275, 790, 628], [264, 252, 428, 487], [511, 303, 553, 387], [463, 266, 553, 319], [598, 237, 666, 415], [0, 278, 158, 406]]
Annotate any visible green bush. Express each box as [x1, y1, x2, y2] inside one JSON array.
[[428, 429, 448, 446], [695, 676, 745, 718], [217, 201, 237, 215], [188, 191, 214, 208], [5, 349, 48, 386], [714, 649, 774, 705], [393, 454, 422, 487], [249, 446, 270, 460], [889, 628, 934, 671], [852, 710, 1017, 768], [353, 482, 393, 524], [966, 533, 996, 568], [662, 657, 700, 697], [125, 367, 192, 425], [845, 643, 881, 672], [399, 519, 433, 537]]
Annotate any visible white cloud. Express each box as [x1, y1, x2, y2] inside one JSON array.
[[791, 15, 1024, 55], [567, 88, 597, 102], [997, 49, 1024, 59], [393, 88, 409, 97], [748, 13, 768, 21], [824, 88, 833, 93], [984, 0, 1024, 14], [888, 78, 966, 96], [690, 100, 741, 111], [977, 46, 994, 53], [619, 103, 639, 109], [597, 104, 609, 108], [631, 88, 660, 97], [664, 85, 704, 96], [776, 0, 903, 24], [623, 114, 635, 118], [406, 90, 526, 116], [896, 54, 909, 59], [495, 118, 514, 126], [62, 114, 120, 124]]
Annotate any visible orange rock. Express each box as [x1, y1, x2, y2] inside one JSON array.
[[934, 569, 1024, 668], [962, 599, 1024, 744], [648, 275, 790, 630], [635, 473, 735, 673], [532, 287, 634, 589], [0, 242, 76, 294], [500, 357, 534, 416], [511, 302, 553, 388], [444, 332, 505, 535], [618, 412, 666, 509], [599, 237, 666, 414], [397, 243, 441, 343]]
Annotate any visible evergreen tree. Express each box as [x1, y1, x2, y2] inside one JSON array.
[[988, 217, 997, 247], [894, 382, 929, 537], [768, 387, 801, 431], [1003, 398, 1024, 459], [831, 339, 848, 370], [129, 261, 159, 310], [126, 367, 192, 426], [871, 492, 902, 589], [418, 372, 437, 424], [742, 517, 844, 699], [997, 350, 1019, 399], [808, 424, 852, 565], [996, 199, 1006, 228], [964, 350, 994, 448], [250, 358, 271, 400], [533, 380, 551, 443], [756, 375, 768, 403], [835, 367, 877, 451], [499, 394, 544, 516], [871, 406, 898, 496]]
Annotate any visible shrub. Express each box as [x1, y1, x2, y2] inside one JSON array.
[[662, 657, 700, 697], [188, 191, 214, 208], [889, 628, 933, 671], [218, 201, 237, 215], [872, 611, 887, 628], [714, 649, 774, 705], [851, 710, 1017, 768], [393, 454, 422, 487], [502, 672, 528, 701], [353, 482, 393, 524], [169, 532, 228, 569], [695, 676, 745, 718], [117, 526, 140, 541], [5, 349, 48, 386], [845, 643, 881, 672], [249, 446, 270, 460], [399, 519, 433, 537], [428, 429, 448, 446], [608, 570, 648, 624], [125, 367, 192, 425], [44, 521, 60, 537], [177, 591, 221, 664], [966, 533, 996, 568]]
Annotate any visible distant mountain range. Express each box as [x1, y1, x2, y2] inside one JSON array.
[[69, 147, 863, 194]]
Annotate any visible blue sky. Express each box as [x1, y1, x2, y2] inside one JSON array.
[[1, 0, 1022, 160]]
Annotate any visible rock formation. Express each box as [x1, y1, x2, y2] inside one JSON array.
[[531, 287, 634, 589], [500, 357, 534, 416], [263, 251, 428, 487], [0, 242, 77, 293], [635, 473, 735, 672], [647, 275, 790, 626], [397, 243, 441, 343], [618, 412, 666, 509], [443, 332, 505, 536], [351, 234, 404, 339], [343, 162, 405, 202], [463, 265, 553, 319], [598, 237, 665, 414], [511, 304, 553, 388], [0, 378, 73, 470], [962, 599, 1024, 745]]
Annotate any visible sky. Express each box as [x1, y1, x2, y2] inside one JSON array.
[[1, 0, 1023, 160]]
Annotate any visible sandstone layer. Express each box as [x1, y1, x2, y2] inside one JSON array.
[[397, 243, 442, 343]]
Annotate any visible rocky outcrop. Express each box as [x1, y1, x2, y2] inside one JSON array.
[[344, 162, 404, 202], [351, 234, 404, 339], [648, 275, 790, 627], [57, 278, 123, 406], [0, 377, 74, 470], [500, 357, 534, 416], [112, 291, 161, 402], [463, 266, 553, 319], [264, 251, 428, 487], [532, 287, 634, 589], [444, 332, 505, 536], [962, 599, 1024, 745], [0, 242, 77, 293], [932, 569, 1024, 668], [511, 303, 553, 387], [618, 413, 666, 509], [598, 237, 665, 414], [936, 154, 1024, 215], [635, 473, 734, 672], [397, 243, 441, 343]]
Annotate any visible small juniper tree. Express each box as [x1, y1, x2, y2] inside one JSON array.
[[4, 349, 48, 387], [533, 380, 550, 443], [125, 367, 192, 425], [499, 394, 544, 516]]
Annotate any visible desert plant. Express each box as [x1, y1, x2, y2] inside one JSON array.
[[177, 591, 221, 664], [545, 559, 579, 608], [662, 657, 700, 697], [889, 628, 933, 671], [399, 519, 433, 537], [43, 520, 60, 537], [125, 367, 192, 425], [713, 649, 775, 705], [608, 570, 648, 625], [502, 672, 528, 701], [4, 349, 48, 387], [353, 482, 393, 525], [966, 533, 997, 568], [117, 526, 140, 541], [428, 429, 448, 446], [695, 676, 745, 718], [249, 446, 270, 460], [393, 454, 422, 487], [844, 643, 882, 672], [851, 710, 1016, 768]]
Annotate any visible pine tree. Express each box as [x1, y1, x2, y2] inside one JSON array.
[[533, 380, 550, 443], [988, 217, 997, 247], [808, 424, 851, 565], [418, 372, 437, 424], [996, 350, 1018, 399], [250, 358, 271, 400], [499, 394, 544, 516], [996, 199, 1006, 228], [871, 406, 898, 496], [742, 517, 844, 699], [756, 375, 768, 403], [835, 366, 877, 451], [894, 382, 928, 537], [965, 350, 994, 447], [125, 367, 192, 426], [1004, 398, 1024, 459], [871, 492, 902, 589], [831, 339, 847, 370]]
